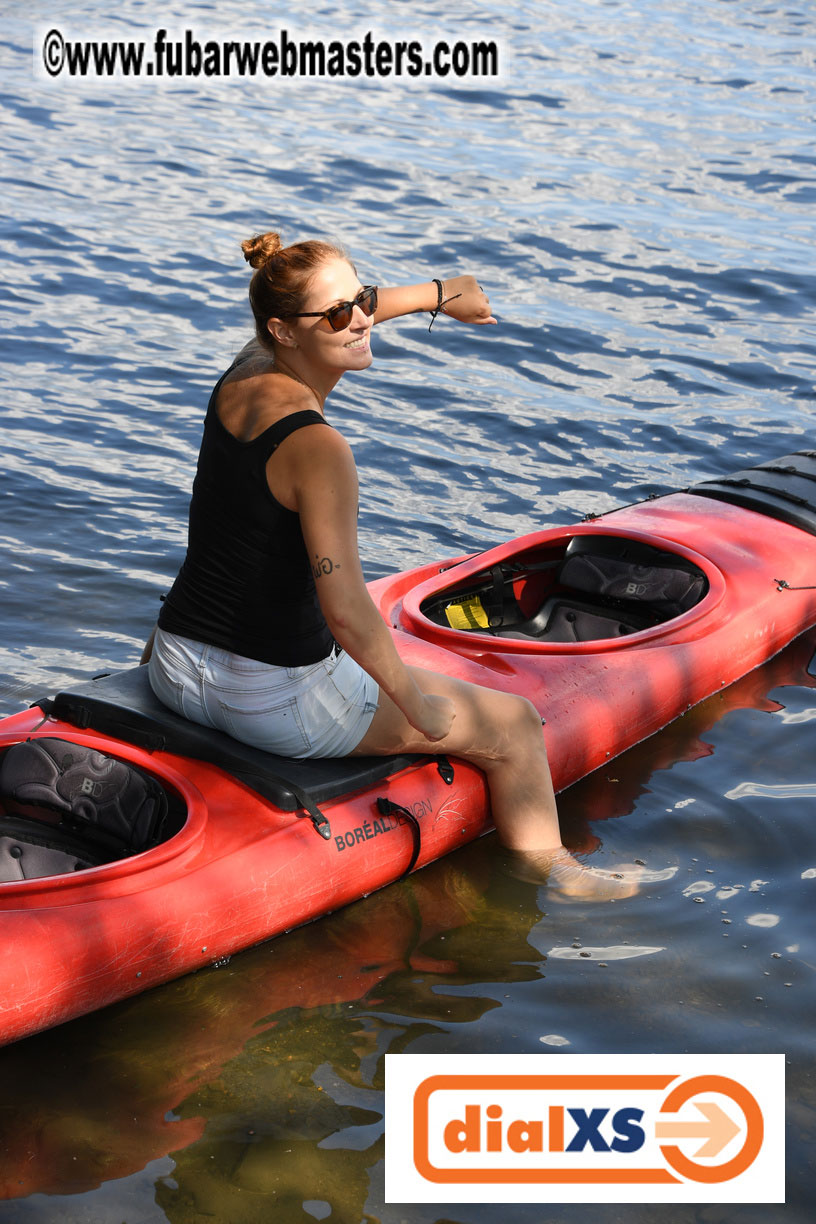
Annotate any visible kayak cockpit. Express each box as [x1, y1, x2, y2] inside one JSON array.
[[0, 666, 422, 884], [419, 532, 709, 644], [0, 733, 188, 883]]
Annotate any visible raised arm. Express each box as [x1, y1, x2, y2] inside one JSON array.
[[374, 276, 496, 326], [287, 428, 454, 741]]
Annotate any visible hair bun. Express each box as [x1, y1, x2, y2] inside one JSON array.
[[241, 232, 283, 269]]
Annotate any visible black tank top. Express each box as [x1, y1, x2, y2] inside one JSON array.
[[158, 367, 335, 666]]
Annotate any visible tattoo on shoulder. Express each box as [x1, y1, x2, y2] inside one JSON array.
[[312, 555, 340, 578]]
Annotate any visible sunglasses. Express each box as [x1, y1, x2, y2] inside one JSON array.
[[286, 285, 378, 332]]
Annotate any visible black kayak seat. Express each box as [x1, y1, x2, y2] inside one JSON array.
[[35, 666, 421, 813]]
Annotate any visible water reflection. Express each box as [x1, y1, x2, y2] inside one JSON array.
[[0, 850, 512, 1202]]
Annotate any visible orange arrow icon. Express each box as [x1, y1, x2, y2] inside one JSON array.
[[656, 1101, 741, 1158]]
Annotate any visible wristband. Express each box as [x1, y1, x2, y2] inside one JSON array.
[[428, 279, 445, 331], [427, 280, 463, 331]]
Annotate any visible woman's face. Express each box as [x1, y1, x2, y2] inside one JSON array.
[[279, 257, 374, 375]]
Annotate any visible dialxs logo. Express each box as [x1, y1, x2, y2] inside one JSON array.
[[385, 1054, 784, 1204]]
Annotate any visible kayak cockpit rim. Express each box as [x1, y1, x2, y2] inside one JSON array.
[[0, 736, 207, 901], [405, 525, 725, 653]]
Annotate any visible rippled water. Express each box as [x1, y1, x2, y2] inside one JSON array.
[[1, 1, 815, 1221]]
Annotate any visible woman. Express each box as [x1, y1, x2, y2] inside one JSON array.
[[147, 232, 648, 897]]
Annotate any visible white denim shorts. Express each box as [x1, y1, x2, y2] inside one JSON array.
[[148, 628, 379, 758]]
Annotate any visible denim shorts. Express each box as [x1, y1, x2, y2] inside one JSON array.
[[148, 628, 379, 758]]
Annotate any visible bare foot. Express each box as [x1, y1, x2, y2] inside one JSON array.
[[508, 847, 677, 901]]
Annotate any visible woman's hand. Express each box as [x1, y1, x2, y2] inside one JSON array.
[[408, 692, 456, 742], [374, 278, 496, 327], [440, 275, 496, 325]]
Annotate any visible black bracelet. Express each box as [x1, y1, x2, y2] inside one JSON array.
[[428, 278, 445, 332], [428, 280, 463, 332]]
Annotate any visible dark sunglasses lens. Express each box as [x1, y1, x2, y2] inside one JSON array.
[[359, 286, 377, 316], [327, 303, 353, 331], [327, 287, 377, 331]]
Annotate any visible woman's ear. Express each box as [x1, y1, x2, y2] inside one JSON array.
[[267, 317, 299, 349]]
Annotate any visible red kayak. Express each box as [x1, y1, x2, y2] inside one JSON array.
[[1, 452, 816, 1047]]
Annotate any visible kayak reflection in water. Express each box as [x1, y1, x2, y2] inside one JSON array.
[[143, 230, 653, 900]]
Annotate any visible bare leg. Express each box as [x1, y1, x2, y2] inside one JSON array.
[[352, 666, 561, 849], [351, 667, 657, 900]]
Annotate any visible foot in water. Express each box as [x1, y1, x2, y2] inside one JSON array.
[[508, 847, 678, 901]]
